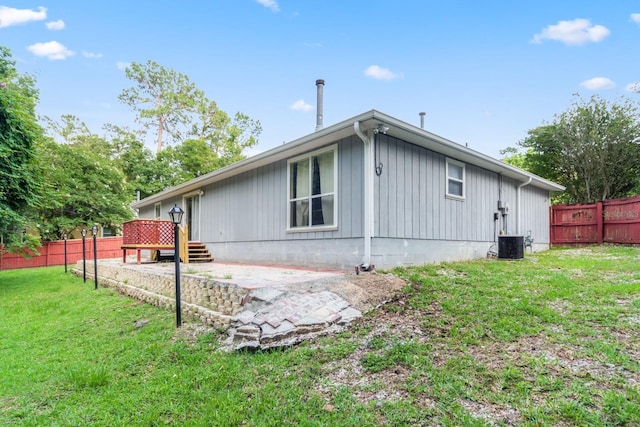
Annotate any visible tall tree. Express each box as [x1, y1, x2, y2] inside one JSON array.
[[0, 46, 42, 254], [119, 60, 204, 153], [507, 95, 640, 203], [192, 101, 262, 168], [118, 60, 261, 161]]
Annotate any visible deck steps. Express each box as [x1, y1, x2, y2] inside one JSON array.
[[188, 243, 213, 263]]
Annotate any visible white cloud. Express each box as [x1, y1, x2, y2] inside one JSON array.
[[626, 82, 640, 93], [0, 6, 46, 28], [82, 51, 103, 59], [27, 41, 74, 60], [531, 18, 610, 45], [255, 0, 279, 12], [364, 65, 401, 80], [45, 19, 64, 30], [116, 61, 130, 70], [290, 99, 313, 112], [580, 77, 615, 90], [632, 13, 640, 25]]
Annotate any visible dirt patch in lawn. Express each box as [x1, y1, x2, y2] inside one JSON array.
[[320, 272, 409, 312], [315, 286, 640, 424]]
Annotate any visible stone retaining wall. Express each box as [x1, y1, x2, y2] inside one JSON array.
[[72, 261, 249, 329]]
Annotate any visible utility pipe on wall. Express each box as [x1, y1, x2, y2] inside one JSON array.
[[516, 176, 532, 235], [354, 121, 374, 267], [315, 79, 325, 131]]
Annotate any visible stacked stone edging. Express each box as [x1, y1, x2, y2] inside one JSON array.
[[71, 260, 374, 351], [72, 261, 246, 329]]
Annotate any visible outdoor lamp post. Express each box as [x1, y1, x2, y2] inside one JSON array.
[[81, 228, 87, 282], [91, 225, 98, 290], [168, 204, 185, 328], [62, 233, 68, 273]]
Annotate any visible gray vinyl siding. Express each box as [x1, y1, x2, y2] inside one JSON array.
[[135, 133, 553, 268], [140, 134, 551, 248], [138, 196, 183, 221], [375, 135, 500, 242], [197, 136, 364, 244], [138, 205, 154, 219], [520, 185, 551, 244]]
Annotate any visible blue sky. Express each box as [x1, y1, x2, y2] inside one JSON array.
[[1, 1, 639, 158]]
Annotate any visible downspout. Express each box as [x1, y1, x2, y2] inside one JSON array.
[[516, 176, 532, 235], [354, 121, 373, 267]]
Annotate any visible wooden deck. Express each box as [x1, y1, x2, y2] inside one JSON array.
[[121, 219, 189, 264]]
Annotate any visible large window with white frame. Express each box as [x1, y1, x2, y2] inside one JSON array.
[[446, 158, 465, 200], [287, 145, 337, 231]]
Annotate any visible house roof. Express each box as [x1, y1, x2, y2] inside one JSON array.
[[132, 109, 564, 208]]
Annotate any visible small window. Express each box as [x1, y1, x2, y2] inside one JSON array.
[[154, 202, 162, 219], [446, 159, 465, 199], [287, 146, 337, 231]]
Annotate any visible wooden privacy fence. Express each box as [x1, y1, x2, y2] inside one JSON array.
[[0, 237, 124, 271], [550, 196, 640, 245]]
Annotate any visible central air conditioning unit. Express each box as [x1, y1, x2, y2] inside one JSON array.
[[498, 235, 524, 260]]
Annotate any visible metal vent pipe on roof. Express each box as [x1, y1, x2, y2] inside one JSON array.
[[419, 112, 426, 129], [315, 79, 325, 131]]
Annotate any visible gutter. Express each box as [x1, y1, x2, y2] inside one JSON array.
[[354, 121, 373, 267], [516, 176, 532, 235]]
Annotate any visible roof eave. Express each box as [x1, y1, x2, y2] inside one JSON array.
[[132, 111, 377, 208], [132, 109, 564, 209], [375, 113, 565, 192]]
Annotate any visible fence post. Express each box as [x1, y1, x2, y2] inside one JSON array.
[[597, 202, 604, 244], [549, 206, 553, 246]]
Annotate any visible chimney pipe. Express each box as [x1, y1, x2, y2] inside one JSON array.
[[315, 79, 325, 131], [419, 112, 426, 129]]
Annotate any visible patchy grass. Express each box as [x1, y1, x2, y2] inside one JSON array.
[[318, 246, 640, 425], [1, 246, 639, 425]]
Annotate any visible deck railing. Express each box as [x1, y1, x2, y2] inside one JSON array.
[[122, 219, 189, 263]]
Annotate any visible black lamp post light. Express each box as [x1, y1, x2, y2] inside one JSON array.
[[168, 204, 185, 328], [62, 232, 68, 273], [92, 225, 98, 290], [81, 228, 87, 282]]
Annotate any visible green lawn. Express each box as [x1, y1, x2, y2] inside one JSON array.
[[1, 246, 639, 426]]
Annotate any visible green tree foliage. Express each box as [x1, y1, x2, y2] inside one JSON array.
[[119, 61, 261, 163], [119, 60, 204, 153], [503, 95, 640, 204], [35, 135, 134, 241], [104, 124, 181, 198], [0, 46, 42, 254], [192, 101, 262, 168], [42, 114, 90, 144], [3, 50, 262, 252]]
